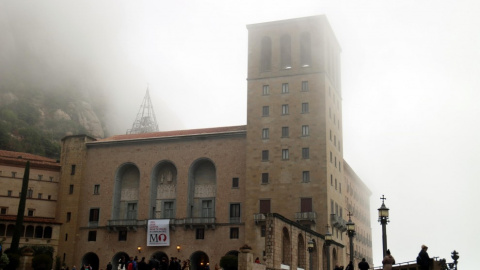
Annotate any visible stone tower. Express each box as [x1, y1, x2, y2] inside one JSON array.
[[245, 15, 347, 251]]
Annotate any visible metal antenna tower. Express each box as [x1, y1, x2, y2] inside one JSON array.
[[126, 88, 159, 134]]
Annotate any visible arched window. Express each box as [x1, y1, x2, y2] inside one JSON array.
[[35, 226, 43, 238], [44, 226, 53, 239], [25, 225, 34, 237], [280, 35, 292, 69], [113, 163, 140, 220], [282, 227, 291, 265], [150, 161, 178, 219], [187, 159, 216, 219], [300, 32, 311, 67], [261, 36, 272, 71], [297, 234, 306, 268]]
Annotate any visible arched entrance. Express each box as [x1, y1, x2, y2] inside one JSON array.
[[151, 251, 169, 270], [82, 252, 100, 270], [190, 251, 209, 270], [112, 252, 130, 270]]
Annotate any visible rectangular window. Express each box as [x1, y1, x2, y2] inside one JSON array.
[[71, 164, 76, 175], [163, 201, 175, 219], [335, 179, 338, 190], [66, 212, 71, 222], [262, 128, 269, 139], [230, 203, 241, 223], [261, 173, 269, 184], [282, 104, 289, 115], [262, 85, 270, 95], [7, 190, 12, 196], [118, 230, 127, 241], [261, 150, 269, 161], [65, 233, 68, 241], [302, 148, 310, 159], [281, 126, 289, 137], [302, 103, 309, 113], [11, 172, 16, 178], [232, 178, 239, 188], [302, 125, 309, 136], [339, 162, 341, 172], [48, 195, 51, 200], [49, 176, 54, 182], [262, 106, 269, 116], [261, 225, 266, 237], [301, 198, 313, 212], [27, 188, 33, 198], [38, 193, 42, 199], [301, 81, 309, 92], [69, 185, 74, 194], [259, 199, 271, 214], [334, 135, 336, 146], [0, 207, 7, 215], [282, 149, 289, 160], [89, 208, 100, 222], [331, 174, 333, 185], [38, 175, 43, 180], [202, 200, 213, 217], [93, 184, 100, 195], [330, 151, 332, 163], [27, 209, 34, 216], [339, 183, 342, 193], [88, 231, 97, 241], [230, 227, 239, 239], [282, 83, 289, 93], [196, 228, 205, 239], [127, 203, 137, 219], [302, 171, 310, 183]]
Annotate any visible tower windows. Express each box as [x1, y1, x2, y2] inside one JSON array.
[[282, 83, 289, 93], [282, 104, 289, 115], [262, 106, 270, 116], [302, 125, 309, 136], [301, 81, 309, 92], [302, 103, 309, 113], [262, 128, 269, 139], [282, 127, 289, 138], [261, 173, 269, 184], [302, 148, 310, 159], [262, 150, 269, 161], [280, 34, 292, 69], [260, 36, 272, 71], [263, 85, 270, 95], [302, 171, 310, 183], [282, 149, 289, 160], [300, 32, 311, 67]]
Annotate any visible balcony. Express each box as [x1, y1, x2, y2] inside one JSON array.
[[178, 217, 216, 229], [254, 213, 266, 224], [295, 211, 317, 224], [107, 219, 147, 231], [330, 214, 347, 232]]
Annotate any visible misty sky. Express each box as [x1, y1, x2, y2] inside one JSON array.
[[1, 0, 479, 268]]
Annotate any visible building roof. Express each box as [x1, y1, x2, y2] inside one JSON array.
[[0, 150, 60, 171], [91, 125, 247, 144]]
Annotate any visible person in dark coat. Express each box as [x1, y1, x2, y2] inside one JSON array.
[[345, 261, 354, 270], [418, 245, 431, 270], [358, 258, 370, 270]]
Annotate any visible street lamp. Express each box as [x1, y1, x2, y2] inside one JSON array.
[[346, 212, 356, 264], [451, 250, 459, 270], [378, 195, 389, 257], [324, 225, 333, 270], [307, 239, 315, 270]]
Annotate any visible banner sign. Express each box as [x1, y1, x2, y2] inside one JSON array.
[[147, 219, 170, 246]]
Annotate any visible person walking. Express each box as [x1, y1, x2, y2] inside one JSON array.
[[345, 261, 354, 270], [382, 249, 395, 270], [417, 245, 431, 270], [358, 258, 370, 270]]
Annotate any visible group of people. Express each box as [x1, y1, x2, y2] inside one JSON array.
[[381, 244, 431, 270], [333, 258, 367, 270], [116, 256, 191, 270]]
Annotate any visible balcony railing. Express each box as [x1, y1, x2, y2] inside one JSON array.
[[107, 219, 147, 231], [330, 214, 347, 232], [295, 211, 317, 222], [254, 213, 266, 224]]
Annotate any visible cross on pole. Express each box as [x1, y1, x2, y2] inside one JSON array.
[[380, 194, 387, 204], [347, 211, 354, 219]]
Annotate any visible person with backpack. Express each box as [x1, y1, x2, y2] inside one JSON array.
[[417, 245, 431, 270], [358, 258, 370, 270], [382, 249, 395, 270]]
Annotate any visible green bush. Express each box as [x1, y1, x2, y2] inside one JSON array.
[[219, 255, 238, 270]]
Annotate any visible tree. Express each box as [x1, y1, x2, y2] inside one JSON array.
[[10, 161, 30, 253]]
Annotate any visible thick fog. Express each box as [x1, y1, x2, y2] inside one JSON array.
[[1, 0, 479, 268]]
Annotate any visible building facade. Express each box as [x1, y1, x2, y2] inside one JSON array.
[[0, 150, 62, 255], [0, 15, 372, 270]]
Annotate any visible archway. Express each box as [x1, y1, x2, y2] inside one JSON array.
[[112, 252, 130, 270], [151, 251, 169, 270], [190, 251, 209, 270], [82, 252, 100, 270]]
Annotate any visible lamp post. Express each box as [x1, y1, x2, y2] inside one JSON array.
[[307, 239, 315, 270], [346, 212, 356, 264], [451, 250, 459, 270], [378, 195, 389, 257], [325, 225, 333, 270]]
